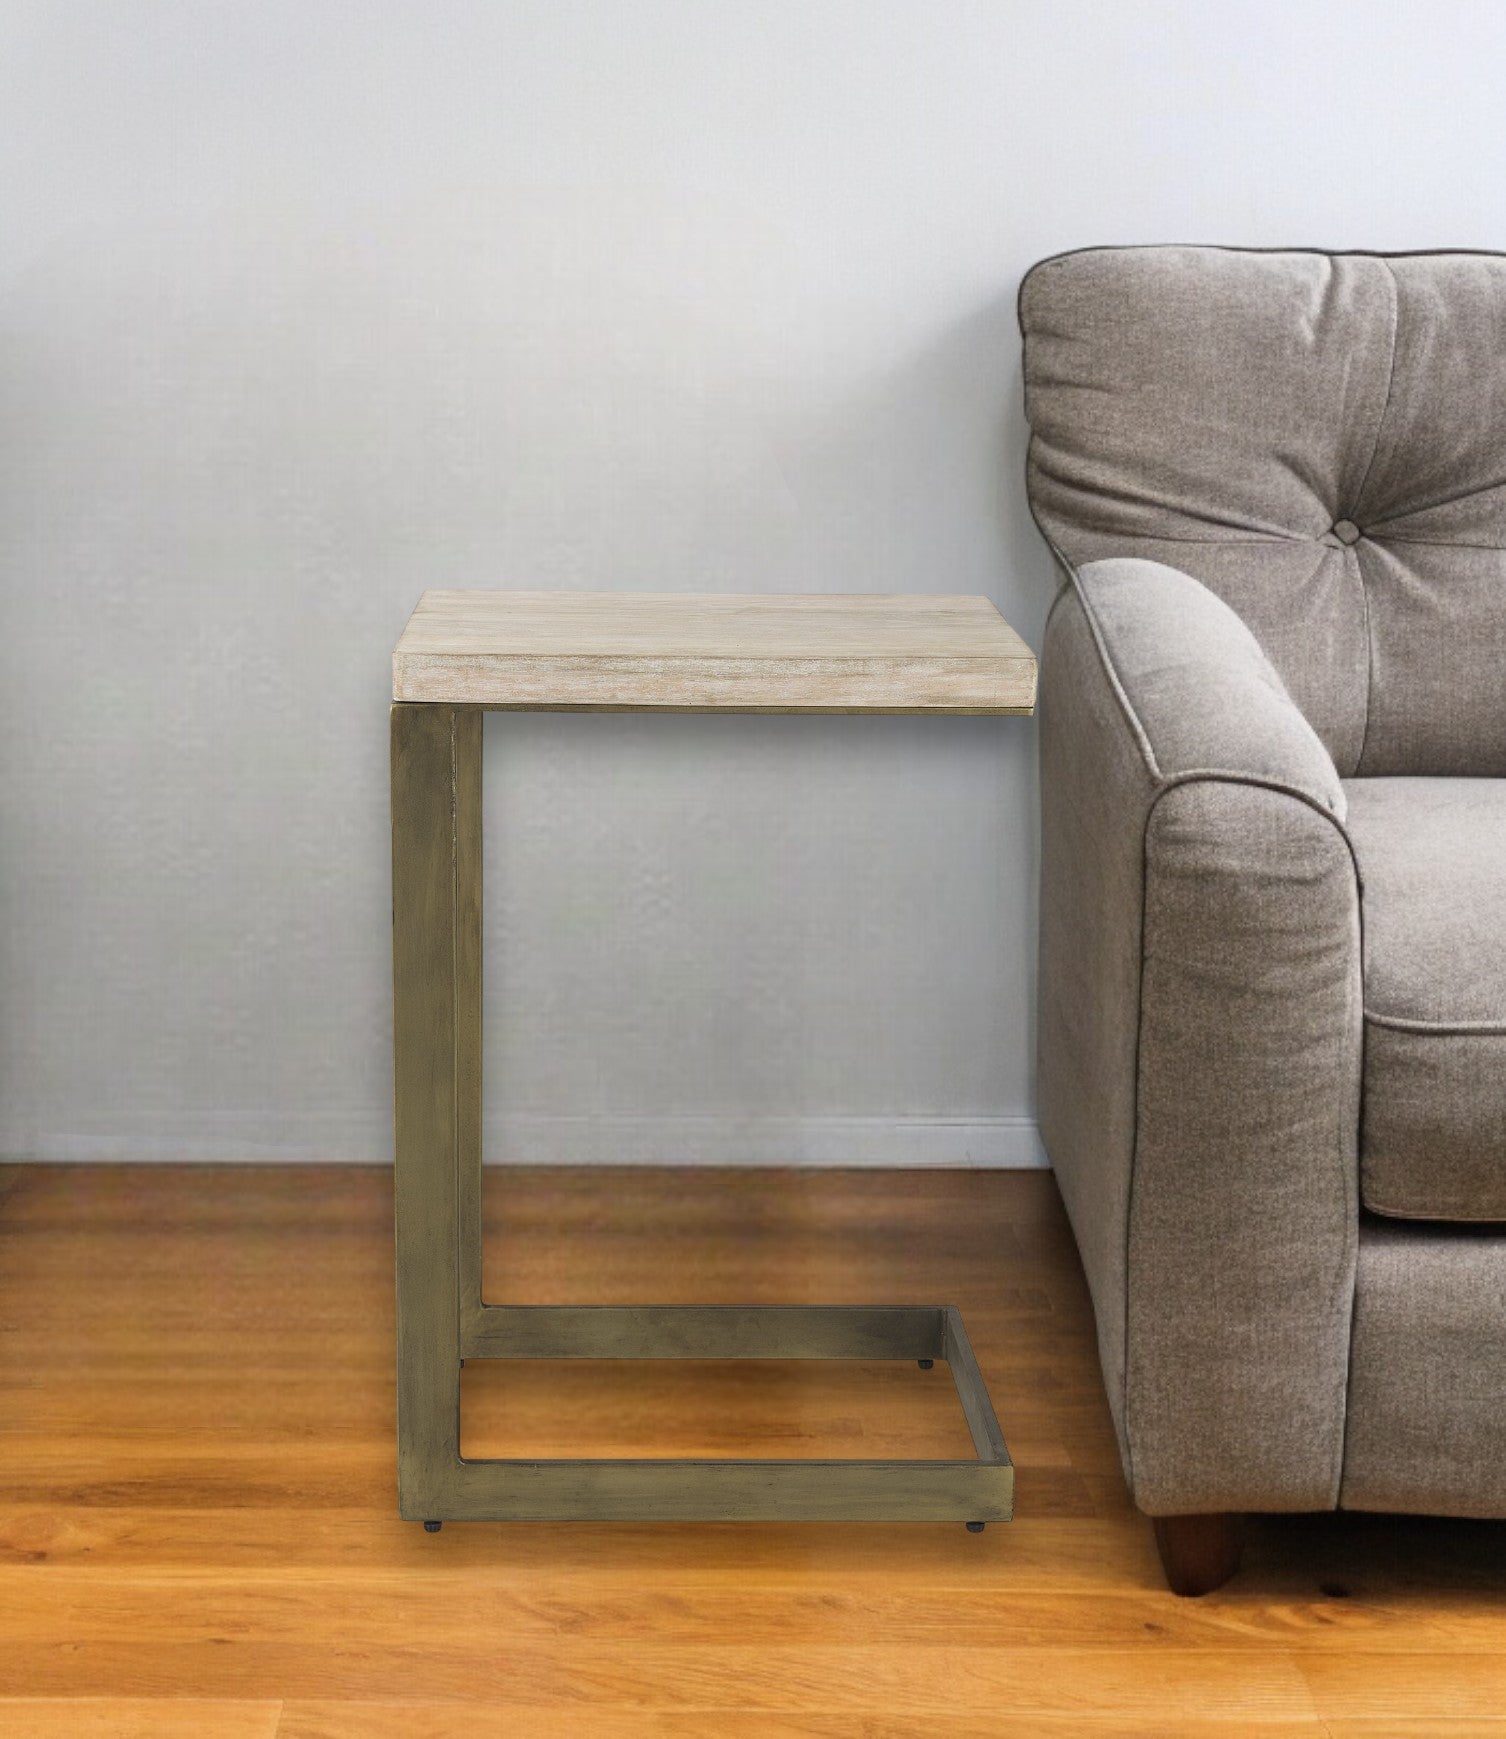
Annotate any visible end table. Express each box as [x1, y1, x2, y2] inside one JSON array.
[[390, 591, 1036, 1528]]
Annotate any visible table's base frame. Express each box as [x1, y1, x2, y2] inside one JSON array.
[[392, 702, 1013, 1526]]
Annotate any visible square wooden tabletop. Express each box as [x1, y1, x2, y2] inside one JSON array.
[[392, 591, 1036, 713]]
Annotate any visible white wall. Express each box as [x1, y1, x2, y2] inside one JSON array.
[[2, 0, 1503, 1164]]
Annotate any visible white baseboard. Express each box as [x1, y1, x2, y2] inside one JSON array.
[[3, 1112, 1046, 1168], [486, 1114, 1046, 1167]]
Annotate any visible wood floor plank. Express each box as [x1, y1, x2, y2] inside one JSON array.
[[0, 1164, 1502, 1727], [0, 1506, 1161, 1589], [1299, 1653, 1506, 1721], [0, 1642, 1321, 1717], [278, 1707, 1328, 1739], [0, 1700, 282, 1737], [1321, 1725, 1506, 1739], [1, 1572, 1505, 1653], [1323, 1726, 1506, 1737]]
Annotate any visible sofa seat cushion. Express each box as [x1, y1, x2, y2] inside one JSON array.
[[1346, 778, 1506, 1220]]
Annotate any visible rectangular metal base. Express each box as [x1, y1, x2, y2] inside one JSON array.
[[391, 704, 1013, 1526], [433, 1303, 1012, 1524]]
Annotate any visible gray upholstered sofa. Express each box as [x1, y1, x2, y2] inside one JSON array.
[[1019, 246, 1506, 1594]]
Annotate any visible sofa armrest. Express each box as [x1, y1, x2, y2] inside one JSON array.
[[1039, 558, 1361, 1515], [1067, 557, 1345, 812]]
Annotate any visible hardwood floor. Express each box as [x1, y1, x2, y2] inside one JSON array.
[[1, 1163, 1503, 1736]]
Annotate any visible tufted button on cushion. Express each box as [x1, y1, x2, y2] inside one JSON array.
[[1021, 246, 1506, 776]]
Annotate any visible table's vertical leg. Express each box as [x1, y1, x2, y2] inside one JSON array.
[[391, 702, 480, 1519], [453, 711, 484, 1326]]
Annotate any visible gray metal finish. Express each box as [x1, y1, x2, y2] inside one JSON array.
[[392, 699, 1014, 1525], [463, 1303, 947, 1361]]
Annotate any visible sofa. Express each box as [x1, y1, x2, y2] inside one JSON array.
[[1019, 245, 1506, 1593]]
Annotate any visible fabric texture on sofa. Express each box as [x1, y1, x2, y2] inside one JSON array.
[[1021, 244, 1506, 1522], [1346, 778, 1506, 1220], [1037, 557, 1360, 1514], [1344, 1220, 1506, 1516], [1022, 246, 1506, 778]]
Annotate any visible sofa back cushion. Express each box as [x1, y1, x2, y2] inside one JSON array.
[[1020, 246, 1506, 776]]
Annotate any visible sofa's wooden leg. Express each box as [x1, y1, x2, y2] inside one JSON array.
[[1151, 1512, 1243, 1596]]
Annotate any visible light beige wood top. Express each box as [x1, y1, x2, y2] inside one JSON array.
[[392, 590, 1036, 713]]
